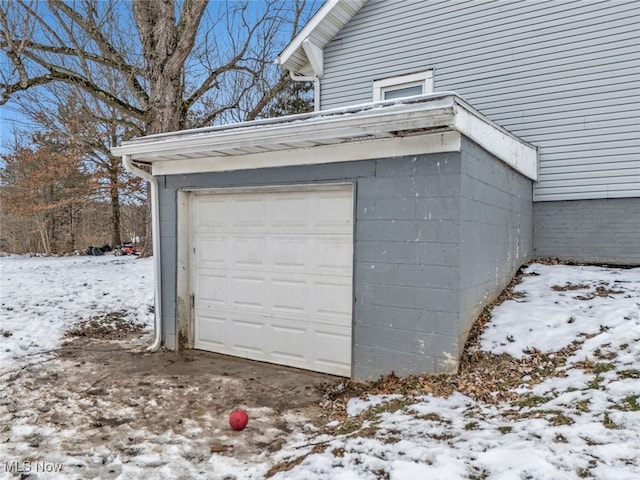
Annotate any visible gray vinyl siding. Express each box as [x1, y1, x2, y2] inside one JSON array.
[[320, 0, 640, 202]]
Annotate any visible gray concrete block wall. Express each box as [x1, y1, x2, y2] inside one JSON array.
[[533, 199, 640, 265], [353, 152, 463, 379], [154, 143, 532, 380], [458, 138, 533, 352], [158, 185, 178, 349]]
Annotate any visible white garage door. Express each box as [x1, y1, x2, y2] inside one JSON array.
[[191, 184, 354, 376]]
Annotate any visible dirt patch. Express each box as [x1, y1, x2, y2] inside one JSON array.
[[0, 334, 337, 477], [57, 336, 335, 415], [65, 310, 145, 340], [552, 283, 590, 291]]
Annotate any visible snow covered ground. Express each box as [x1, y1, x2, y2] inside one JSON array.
[[1, 256, 639, 479], [0, 254, 154, 376], [274, 264, 640, 480]]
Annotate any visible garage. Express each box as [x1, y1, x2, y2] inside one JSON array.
[[191, 184, 354, 376], [113, 94, 537, 380]]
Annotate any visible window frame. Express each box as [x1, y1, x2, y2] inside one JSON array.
[[373, 70, 434, 102]]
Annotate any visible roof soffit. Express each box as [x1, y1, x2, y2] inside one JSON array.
[[275, 0, 367, 75]]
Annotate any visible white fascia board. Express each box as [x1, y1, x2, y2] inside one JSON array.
[[275, 0, 340, 71], [113, 101, 457, 159], [112, 93, 458, 155], [452, 102, 538, 181], [152, 131, 462, 176], [275, 0, 366, 73]]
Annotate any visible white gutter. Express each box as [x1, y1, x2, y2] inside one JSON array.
[[114, 94, 538, 179], [287, 38, 324, 111], [122, 154, 162, 351], [289, 71, 320, 111]]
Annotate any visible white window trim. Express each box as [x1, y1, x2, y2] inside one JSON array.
[[373, 70, 433, 102]]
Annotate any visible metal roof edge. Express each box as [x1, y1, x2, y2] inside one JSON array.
[[111, 93, 537, 181], [114, 92, 459, 149]]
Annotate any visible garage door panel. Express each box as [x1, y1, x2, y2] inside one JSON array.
[[196, 236, 228, 267], [196, 314, 226, 347], [314, 329, 351, 364], [271, 237, 308, 270], [231, 276, 265, 309], [271, 278, 308, 313], [233, 237, 266, 268], [193, 184, 353, 376], [313, 281, 353, 319], [195, 273, 226, 304], [312, 238, 353, 273], [230, 319, 265, 353], [273, 196, 309, 226], [314, 195, 355, 227], [234, 198, 266, 226], [270, 324, 307, 360], [194, 197, 227, 227]]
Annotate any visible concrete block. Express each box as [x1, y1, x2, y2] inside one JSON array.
[[533, 198, 640, 264], [416, 196, 459, 221]]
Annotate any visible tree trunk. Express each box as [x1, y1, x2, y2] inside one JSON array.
[[69, 203, 76, 252], [139, 181, 153, 257], [146, 75, 185, 134], [109, 165, 122, 247], [133, 0, 201, 135], [35, 214, 50, 255]]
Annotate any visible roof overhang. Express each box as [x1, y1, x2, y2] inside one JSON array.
[[111, 93, 538, 180], [274, 0, 367, 76]]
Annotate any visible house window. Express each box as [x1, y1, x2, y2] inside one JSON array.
[[373, 70, 433, 102]]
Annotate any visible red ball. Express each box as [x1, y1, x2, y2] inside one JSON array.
[[229, 409, 249, 431]]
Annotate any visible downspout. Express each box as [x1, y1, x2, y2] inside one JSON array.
[[290, 71, 320, 112], [122, 154, 162, 351]]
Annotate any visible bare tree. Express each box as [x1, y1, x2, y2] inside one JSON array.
[[0, 0, 315, 254], [16, 85, 145, 248], [0, 132, 95, 254], [0, 0, 312, 134]]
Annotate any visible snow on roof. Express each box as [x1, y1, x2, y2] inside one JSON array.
[[111, 93, 537, 181]]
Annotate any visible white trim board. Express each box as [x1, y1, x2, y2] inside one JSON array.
[[112, 94, 538, 181], [275, 0, 368, 75], [152, 132, 461, 176], [373, 70, 434, 102]]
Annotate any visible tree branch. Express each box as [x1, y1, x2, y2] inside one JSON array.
[[167, 0, 208, 74], [184, 2, 271, 111], [0, 69, 145, 120], [245, 72, 290, 121], [48, 0, 149, 107]]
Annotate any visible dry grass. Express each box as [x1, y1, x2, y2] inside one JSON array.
[[65, 310, 145, 340], [321, 263, 584, 418]]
